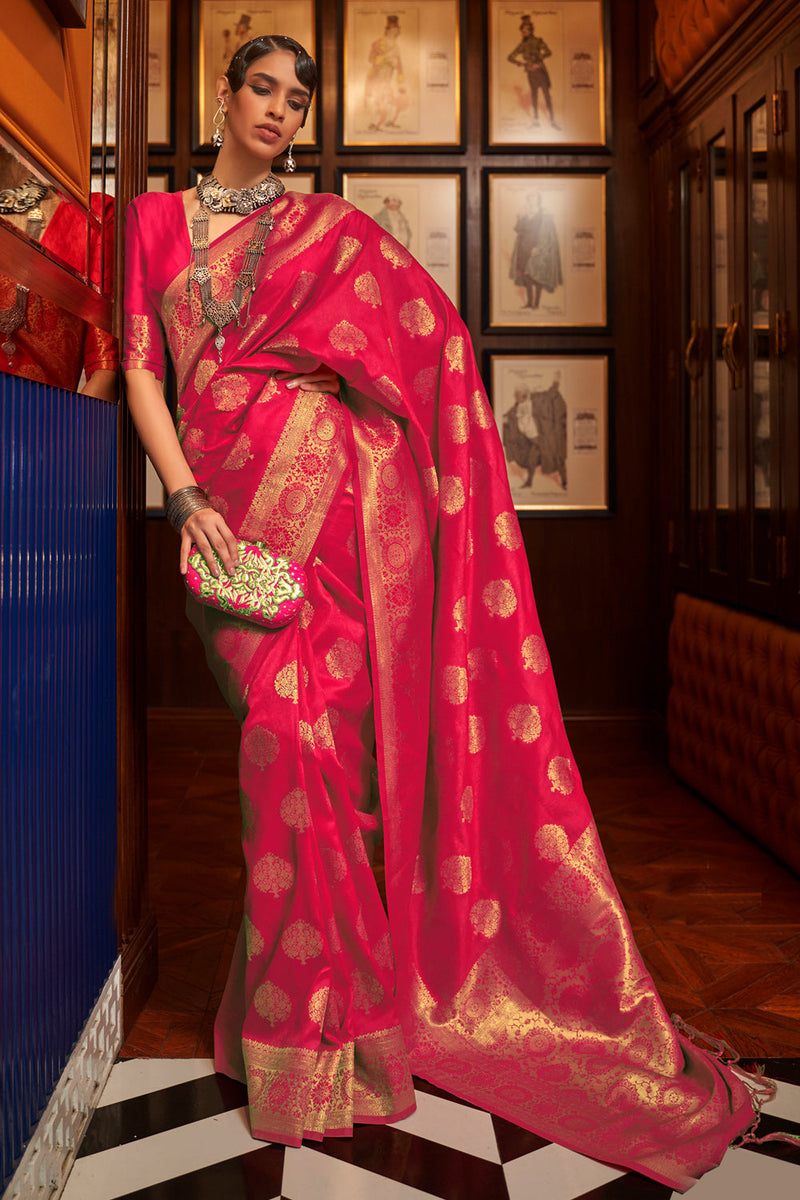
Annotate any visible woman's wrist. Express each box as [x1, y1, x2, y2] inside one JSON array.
[[165, 485, 212, 533]]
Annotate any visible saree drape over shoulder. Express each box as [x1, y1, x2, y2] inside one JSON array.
[[123, 190, 756, 1190]]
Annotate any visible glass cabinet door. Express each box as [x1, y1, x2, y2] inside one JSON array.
[[737, 77, 779, 609]]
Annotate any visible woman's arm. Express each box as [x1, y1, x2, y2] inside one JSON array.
[[125, 367, 240, 577]]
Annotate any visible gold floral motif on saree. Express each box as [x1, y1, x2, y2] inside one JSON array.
[[481, 578, 518, 618], [399, 297, 436, 337], [123, 312, 164, 373], [522, 633, 549, 673], [506, 703, 542, 743], [354, 271, 382, 307]]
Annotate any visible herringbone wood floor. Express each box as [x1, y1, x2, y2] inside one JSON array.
[[121, 713, 800, 1060]]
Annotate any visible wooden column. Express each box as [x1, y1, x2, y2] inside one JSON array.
[[115, 0, 157, 1034]]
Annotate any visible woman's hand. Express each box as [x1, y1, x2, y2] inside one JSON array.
[[180, 506, 240, 578], [277, 367, 340, 395]]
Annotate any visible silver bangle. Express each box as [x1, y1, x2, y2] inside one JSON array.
[[165, 485, 211, 533]]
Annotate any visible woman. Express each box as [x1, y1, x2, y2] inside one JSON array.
[[124, 34, 771, 1189]]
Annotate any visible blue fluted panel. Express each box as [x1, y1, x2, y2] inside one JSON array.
[[0, 373, 117, 1189]]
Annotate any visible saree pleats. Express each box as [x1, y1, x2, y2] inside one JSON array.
[[123, 190, 758, 1188]]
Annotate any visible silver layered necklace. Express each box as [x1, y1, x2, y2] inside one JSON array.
[[188, 173, 285, 361]]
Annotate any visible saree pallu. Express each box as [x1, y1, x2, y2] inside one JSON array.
[[124, 190, 757, 1189]]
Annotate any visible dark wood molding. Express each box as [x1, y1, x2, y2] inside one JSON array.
[[41, 0, 88, 27], [121, 913, 159, 1037], [115, 0, 154, 1012]]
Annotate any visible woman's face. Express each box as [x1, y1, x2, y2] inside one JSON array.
[[218, 50, 309, 162]]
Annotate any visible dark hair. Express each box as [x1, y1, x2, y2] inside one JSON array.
[[226, 35, 317, 125]]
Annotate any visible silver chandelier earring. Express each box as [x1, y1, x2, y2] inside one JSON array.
[[211, 97, 225, 149], [284, 137, 296, 173]]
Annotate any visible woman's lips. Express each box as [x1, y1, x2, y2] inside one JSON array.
[[256, 125, 281, 143]]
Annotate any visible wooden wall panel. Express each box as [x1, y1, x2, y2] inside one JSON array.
[[0, 0, 94, 203]]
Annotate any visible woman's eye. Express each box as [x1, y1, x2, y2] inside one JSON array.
[[250, 85, 270, 96], [289, 100, 305, 111]]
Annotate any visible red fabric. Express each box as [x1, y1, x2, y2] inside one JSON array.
[[124, 189, 756, 1188]]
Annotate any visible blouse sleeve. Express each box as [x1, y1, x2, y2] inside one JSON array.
[[122, 199, 166, 380]]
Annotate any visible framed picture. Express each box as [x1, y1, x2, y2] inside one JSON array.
[[149, 0, 172, 147], [341, 0, 462, 148], [487, 1, 606, 148], [486, 170, 607, 329], [340, 170, 463, 308], [92, 0, 119, 148], [147, 169, 175, 193], [488, 352, 611, 513], [196, 2, 317, 149], [283, 169, 318, 193]]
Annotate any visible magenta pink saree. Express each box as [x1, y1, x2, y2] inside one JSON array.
[[124, 189, 757, 1189]]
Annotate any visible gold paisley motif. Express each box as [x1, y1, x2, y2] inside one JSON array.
[[522, 633, 549, 673], [315, 414, 338, 442], [441, 665, 468, 705], [440, 475, 466, 515], [243, 726, 279, 767], [333, 235, 362, 273], [468, 714, 486, 754], [399, 297, 436, 337], [374, 932, 394, 970], [353, 968, 384, 1012], [534, 823, 570, 862], [211, 372, 249, 411], [253, 852, 294, 897], [256, 376, 279, 403], [308, 986, 328, 1026], [299, 720, 315, 749], [421, 466, 439, 500], [469, 388, 493, 429], [354, 271, 382, 307], [453, 596, 466, 632], [329, 320, 368, 355], [380, 235, 411, 268], [482, 578, 518, 618], [414, 365, 438, 403], [313, 712, 334, 750], [445, 335, 466, 373], [375, 375, 403, 408], [325, 637, 362, 679], [440, 855, 472, 894], [470, 899, 501, 938], [345, 829, 369, 866], [290, 270, 317, 307], [245, 916, 264, 961], [299, 599, 315, 629], [321, 847, 348, 884], [412, 855, 425, 893], [274, 660, 308, 702], [494, 511, 523, 550], [280, 919, 323, 963], [279, 787, 310, 831], [548, 756, 575, 795], [222, 432, 253, 472], [461, 785, 474, 821], [254, 981, 292, 1025], [507, 703, 542, 743], [445, 405, 469, 443]]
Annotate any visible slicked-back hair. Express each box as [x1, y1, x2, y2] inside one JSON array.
[[225, 35, 317, 124]]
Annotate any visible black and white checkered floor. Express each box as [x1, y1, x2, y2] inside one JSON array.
[[63, 1058, 800, 1199]]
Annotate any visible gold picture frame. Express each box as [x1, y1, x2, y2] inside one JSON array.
[[197, 2, 317, 148], [487, 170, 607, 329], [488, 1, 606, 148], [342, 0, 462, 148], [341, 170, 463, 308], [489, 352, 611, 513]]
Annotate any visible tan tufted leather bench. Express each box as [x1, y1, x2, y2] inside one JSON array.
[[668, 593, 800, 875]]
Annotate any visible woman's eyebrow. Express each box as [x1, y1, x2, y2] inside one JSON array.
[[249, 71, 310, 100]]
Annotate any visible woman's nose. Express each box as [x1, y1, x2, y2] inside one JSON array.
[[267, 91, 285, 119]]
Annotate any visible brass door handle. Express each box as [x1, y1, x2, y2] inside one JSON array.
[[722, 302, 744, 386], [684, 319, 703, 381]]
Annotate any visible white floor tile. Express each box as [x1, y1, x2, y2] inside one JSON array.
[[62, 1107, 259, 1200], [687, 1146, 800, 1199], [393, 1088, 501, 1164], [760, 1074, 800, 1125], [282, 1146, 439, 1200], [97, 1057, 216, 1108], [503, 1142, 625, 1200]]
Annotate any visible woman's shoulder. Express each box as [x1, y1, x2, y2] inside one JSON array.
[[126, 189, 182, 222]]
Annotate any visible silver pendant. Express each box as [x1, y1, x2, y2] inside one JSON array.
[[214, 332, 225, 362], [2, 337, 16, 362]]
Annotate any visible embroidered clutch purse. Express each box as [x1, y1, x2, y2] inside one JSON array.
[[185, 540, 307, 629]]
